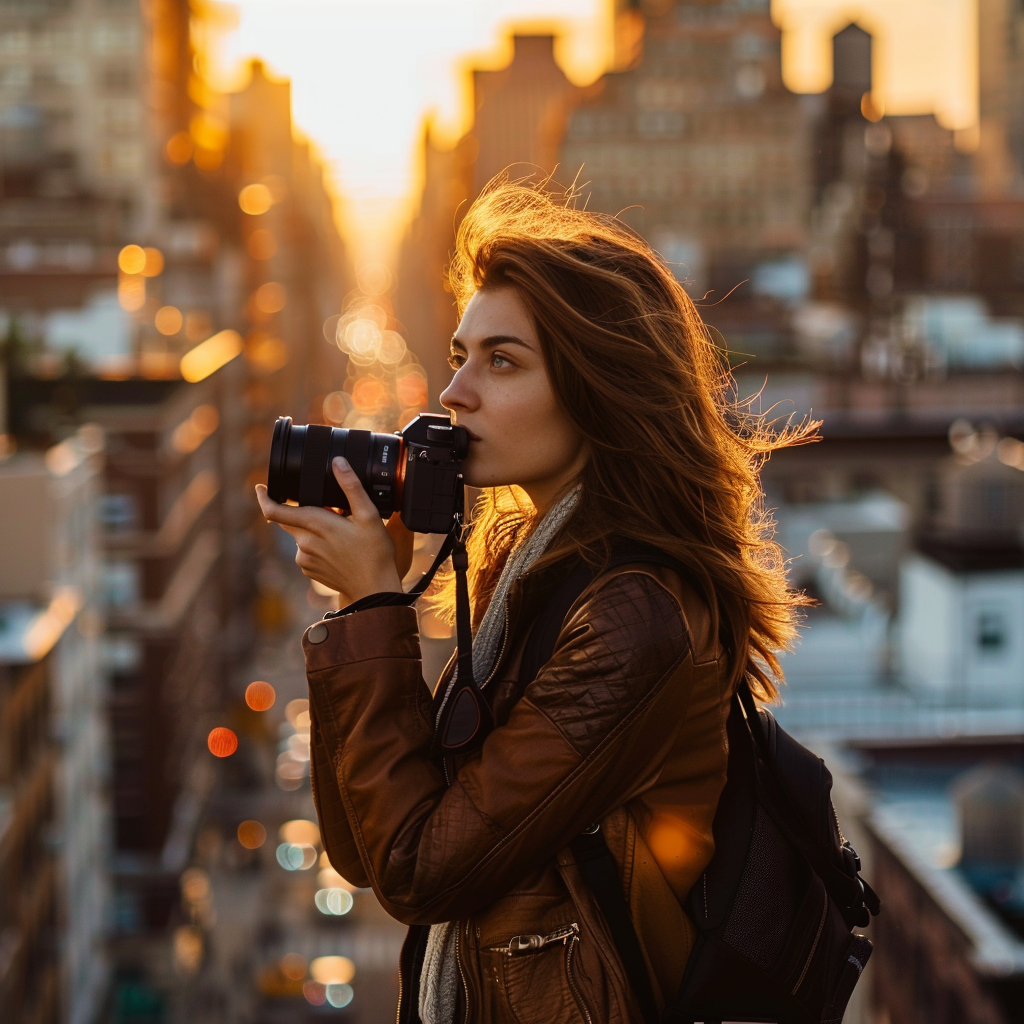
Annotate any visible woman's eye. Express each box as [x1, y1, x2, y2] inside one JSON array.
[[447, 352, 464, 370], [490, 352, 513, 369]]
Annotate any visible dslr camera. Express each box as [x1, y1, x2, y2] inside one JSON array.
[[266, 413, 469, 534]]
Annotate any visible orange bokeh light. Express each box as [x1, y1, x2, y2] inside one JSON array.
[[245, 680, 276, 711], [118, 244, 146, 275], [247, 229, 277, 260], [237, 820, 267, 849], [142, 247, 164, 277], [207, 726, 238, 758], [155, 305, 183, 335], [239, 183, 273, 215], [351, 376, 389, 413], [165, 131, 193, 165], [396, 369, 428, 409], [254, 282, 286, 314]]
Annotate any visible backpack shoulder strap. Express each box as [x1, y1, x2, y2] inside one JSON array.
[[571, 827, 660, 1024], [519, 541, 685, 1024]]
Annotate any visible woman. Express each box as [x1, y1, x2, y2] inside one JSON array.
[[256, 181, 813, 1024]]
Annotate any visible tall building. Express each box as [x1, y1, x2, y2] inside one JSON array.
[[0, 428, 110, 1024], [977, 0, 1024, 193], [395, 34, 588, 404], [468, 34, 586, 196], [559, 0, 811, 302], [1, 4, 350, 1015]]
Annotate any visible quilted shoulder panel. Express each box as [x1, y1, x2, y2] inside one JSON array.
[[526, 569, 692, 754]]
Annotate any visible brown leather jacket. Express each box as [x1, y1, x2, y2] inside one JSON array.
[[304, 557, 732, 1023]]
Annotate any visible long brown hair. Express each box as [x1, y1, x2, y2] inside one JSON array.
[[434, 179, 818, 700]]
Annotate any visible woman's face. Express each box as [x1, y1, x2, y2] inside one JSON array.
[[440, 286, 587, 513]]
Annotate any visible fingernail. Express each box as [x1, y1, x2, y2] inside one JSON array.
[[334, 457, 350, 471]]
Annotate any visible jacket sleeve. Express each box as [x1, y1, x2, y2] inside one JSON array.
[[305, 569, 696, 925]]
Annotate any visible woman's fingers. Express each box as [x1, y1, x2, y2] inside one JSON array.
[[331, 458, 380, 521], [256, 484, 335, 534]]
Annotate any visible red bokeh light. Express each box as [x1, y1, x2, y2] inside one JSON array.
[[207, 727, 238, 758]]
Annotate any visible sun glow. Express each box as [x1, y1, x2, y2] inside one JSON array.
[[212, 0, 977, 264]]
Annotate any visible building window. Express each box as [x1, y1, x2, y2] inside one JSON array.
[[976, 611, 1008, 652], [100, 493, 138, 533], [102, 561, 140, 608]]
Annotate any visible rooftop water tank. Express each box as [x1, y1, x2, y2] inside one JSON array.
[[952, 765, 1024, 867]]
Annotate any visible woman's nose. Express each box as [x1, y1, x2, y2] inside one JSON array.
[[440, 368, 478, 414]]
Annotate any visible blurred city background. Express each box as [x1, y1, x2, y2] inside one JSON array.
[[1, 0, 1023, 1022]]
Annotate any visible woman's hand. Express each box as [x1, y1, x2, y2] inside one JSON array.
[[256, 457, 405, 603]]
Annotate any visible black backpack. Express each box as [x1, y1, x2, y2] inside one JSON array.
[[518, 549, 881, 1024]]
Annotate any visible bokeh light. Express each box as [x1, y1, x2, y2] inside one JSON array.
[[180, 867, 210, 904], [310, 955, 355, 985], [117, 275, 145, 312], [173, 925, 203, 975], [165, 131, 193, 165], [314, 887, 354, 916], [280, 953, 307, 981], [142, 247, 164, 277], [239, 182, 273, 215], [279, 819, 320, 846], [378, 330, 408, 365], [207, 726, 238, 757], [396, 367, 428, 409], [247, 228, 277, 260], [171, 406, 219, 454], [118, 244, 146, 275], [276, 842, 318, 870], [355, 262, 392, 295], [245, 333, 289, 373], [245, 679, 276, 711], [285, 698, 308, 725], [303, 980, 327, 1006], [326, 983, 354, 1008], [351, 376, 389, 414], [254, 281, 286, 314], [237, 820, 267, 849], [180, 330, 244, 383], [155, 306, 183, 336], [323, 391, 352, 424], [317, 863, 355, 890]]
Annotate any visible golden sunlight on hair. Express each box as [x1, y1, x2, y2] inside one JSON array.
[[433, 177, 821, 701]]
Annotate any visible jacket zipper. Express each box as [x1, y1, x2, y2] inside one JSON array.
[[456, 920, 470, 1024], [395, 964, 402, 1024], [565, 932, 594, 1024], [792, 892, 829, 995]]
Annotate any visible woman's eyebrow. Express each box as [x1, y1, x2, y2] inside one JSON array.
[[450, 334, 535, 352]]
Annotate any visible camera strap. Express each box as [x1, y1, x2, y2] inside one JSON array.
[[323, 487, 494, 758]]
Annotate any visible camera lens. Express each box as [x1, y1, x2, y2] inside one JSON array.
[[266, 416, 402, 517]]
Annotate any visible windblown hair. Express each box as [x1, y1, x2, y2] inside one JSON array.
[[435, 179, 818, 700]]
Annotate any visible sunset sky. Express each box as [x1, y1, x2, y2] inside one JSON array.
[[213, 0, 977, 264]]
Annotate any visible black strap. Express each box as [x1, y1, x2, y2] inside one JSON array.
[[435, 531, 494, 755], [323, 524, 460, 618], [518, 543, 688, 1024], [571, 827, 660, 1024]]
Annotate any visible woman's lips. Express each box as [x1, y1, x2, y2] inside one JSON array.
[[463, 428, 482, 442]]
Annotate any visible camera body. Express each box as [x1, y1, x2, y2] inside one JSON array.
[[267, 413, 468, 533]]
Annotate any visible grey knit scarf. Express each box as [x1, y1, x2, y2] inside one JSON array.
[[418, 487, 580, 1024]]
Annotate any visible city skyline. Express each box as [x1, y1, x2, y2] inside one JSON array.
[[216, 0, 978, 263]]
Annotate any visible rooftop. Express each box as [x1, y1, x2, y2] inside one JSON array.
[[915, 536, 1024, 574]]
